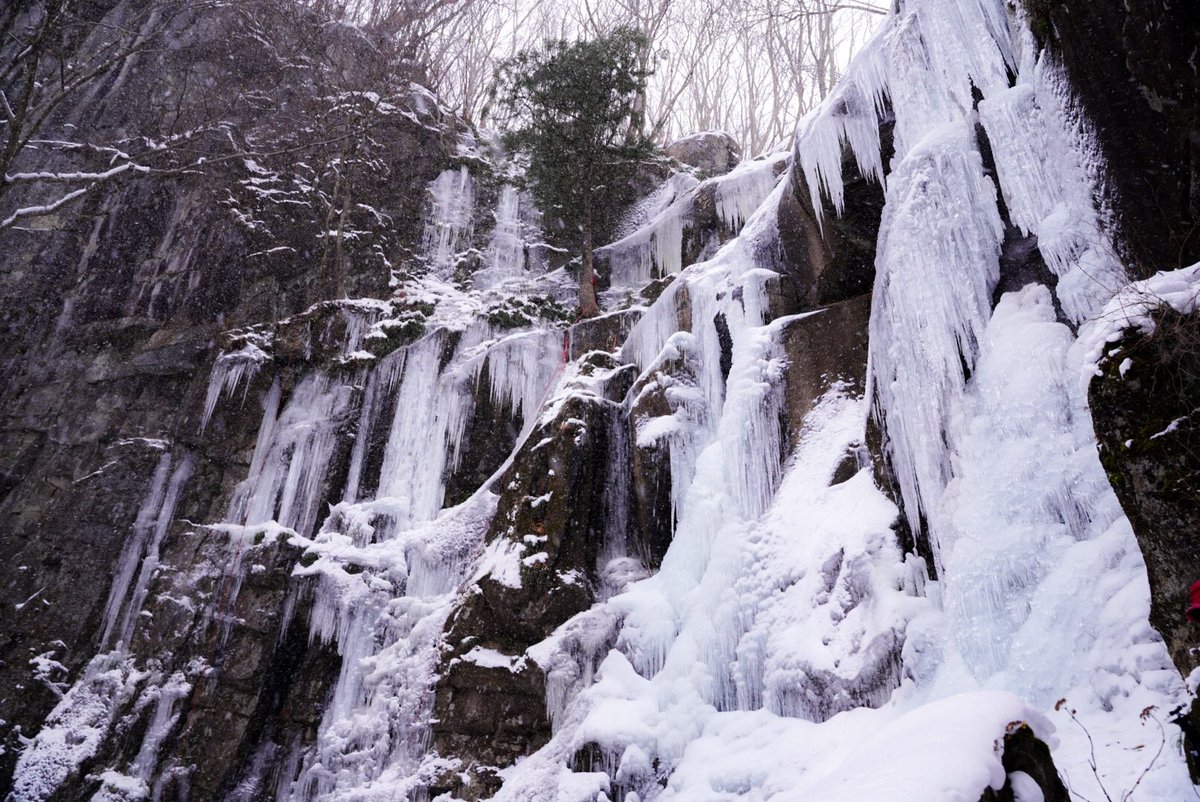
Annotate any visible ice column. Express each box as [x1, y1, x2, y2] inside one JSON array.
[[100, 453, 195, 651], [422, 167, 475, 276]]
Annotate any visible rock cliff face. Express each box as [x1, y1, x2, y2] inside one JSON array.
[[1086, 275, 1200, 780], [1022, 0, 1199, 275], [0, 1, 459, 793], [2, 1, 1199, 801]]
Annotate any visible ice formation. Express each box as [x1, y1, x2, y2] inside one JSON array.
[[16, 1, 1200, 800], [199, 342, 269, 433], [712, 155, 787, 232], [423, 167, 476, 276], [601, 155, 785, 288], [475, 184, 549, 289], [601, 194, 691, 287], [495, 0, 1191, 797]]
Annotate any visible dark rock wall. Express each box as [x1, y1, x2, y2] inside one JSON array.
[[1022, 0, 1199, 275], [1089, 309, 1200, 681], [0, 0, 456, 791]]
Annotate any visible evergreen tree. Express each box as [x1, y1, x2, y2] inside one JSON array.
[[492, 27, 656, 318]]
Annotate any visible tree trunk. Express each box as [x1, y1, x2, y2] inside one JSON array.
[[578, 223, 601, 318]]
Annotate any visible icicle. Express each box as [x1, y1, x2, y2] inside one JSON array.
[[488, 184, 525, 276], [713, 156, 785, 233], [374, 332, 457, 523], [793, 37, 888, 221], [978, 56, 1126, 322], [482, 328, 565, 432], [289, 495, 499, 802], [230, 374, 354, 538], [868, 122, 1003, 569], [130, 674, 190, 781], [422, 167, 475, 276], [601, 194, 693, 287], [101, 454, 195, 652], [621, 281, 688, 373], [99, 453, 173, 651], [341, 350, 407, 504], [199, 343, 269, 433]]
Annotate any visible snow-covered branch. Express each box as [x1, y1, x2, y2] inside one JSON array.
[[0, 185, 91, 229], [4, 161, 150, 185]]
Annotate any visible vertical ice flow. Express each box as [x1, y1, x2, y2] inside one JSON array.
[[100, 453, 195, 652], [423, 166, 475, 276]]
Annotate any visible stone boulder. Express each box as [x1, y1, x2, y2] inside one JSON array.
[[665, 131, 742, 178]]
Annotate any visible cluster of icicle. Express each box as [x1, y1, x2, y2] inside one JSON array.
[[8, 156, 573, 802], [792, 0, 1127, 571], [600, 154, 788, 287], [9, 446, 196, 802], [496, 1, 1191, 800]]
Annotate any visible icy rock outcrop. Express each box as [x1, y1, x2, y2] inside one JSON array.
[[431, 351, 640, 798], [6, 0, 1200, 798], [1086, 265, 1200, 779], [771, 122, 891, 308], [598, 155, 789, 288]]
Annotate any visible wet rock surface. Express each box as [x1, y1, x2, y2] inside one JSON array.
[[777, 292, 871, 447]]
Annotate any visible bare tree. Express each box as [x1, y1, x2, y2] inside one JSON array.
[[0, 0, 884, 237], [0, 0, 211, 230], [456, 0, 886, 155], [0, 0, 480, 234]]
